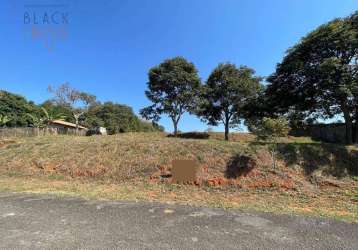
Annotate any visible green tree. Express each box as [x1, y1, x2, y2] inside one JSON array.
[[85, 102, 143, 134], [40, 107, 66, 126], [266, 11, 358, 144], [151, 121, 165, 132], [197, 63, 262, 140], [140, 57, 201, 136], [0, 114, 11, 127], [137, 119, 165, 132], [250, 117, 290, 169], [41, 100, 75, 124], [26, 107, 65, 128], [26, 113, 45, 128], [0, 90, 38, 127]]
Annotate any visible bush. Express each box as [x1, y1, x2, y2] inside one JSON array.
[[167, 132, 210, 139], [250, 117, 290, 168]]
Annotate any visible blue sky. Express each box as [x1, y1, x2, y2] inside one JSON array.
[[0, 0, 357, 132]]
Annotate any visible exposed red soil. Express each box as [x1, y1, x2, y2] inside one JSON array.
[[149, 160, 299, 191]]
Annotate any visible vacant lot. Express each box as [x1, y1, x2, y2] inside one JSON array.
[[0, 132, 357, 222]]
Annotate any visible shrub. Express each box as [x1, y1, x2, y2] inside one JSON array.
[[167, 132, 210, 139], [250, 117, 290, 168]]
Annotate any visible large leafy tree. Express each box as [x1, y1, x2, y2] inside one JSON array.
[[197, 63, 262, 140], [86, 102, 140, 134], [266, 11, 358, 144], [84, 102, 164, 134], [140, 57, 201, 135]]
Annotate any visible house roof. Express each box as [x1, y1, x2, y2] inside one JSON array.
[[50, 120, 87, 130]]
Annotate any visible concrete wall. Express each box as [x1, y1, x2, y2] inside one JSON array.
[[291, 123, 346, 143]]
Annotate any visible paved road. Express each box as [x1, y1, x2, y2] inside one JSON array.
[[0, 192, 357, 250]]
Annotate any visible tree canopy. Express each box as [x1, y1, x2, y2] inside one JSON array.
[[85, 102, 163, 134], [266, 11, 358, 144], [197, 63, 262, 140], [0, 90, 39, 127], [41, 100, 75, 124], [140, 57, 201, 135]]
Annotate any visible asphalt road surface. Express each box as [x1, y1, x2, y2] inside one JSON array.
[[0, 192, 357, 250]]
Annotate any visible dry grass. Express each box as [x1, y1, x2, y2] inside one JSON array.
[[0, 133, 248, 181], [0, 132, 357, 222], [0, 175, 356, 222], [0, 132, 355, 182]]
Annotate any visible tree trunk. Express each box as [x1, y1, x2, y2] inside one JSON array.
[[343, 111, 353, 144], [353, 122, 357, 144], [354, 108, 358, 144], [173, 120, 178, 136], [224, 121, 229, 141], [353, 122, 358, 144], [73, 113, 80, 135], [75, 118, 79, 134]]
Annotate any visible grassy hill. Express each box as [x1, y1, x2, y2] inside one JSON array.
[[0, 132, 357, 221]]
